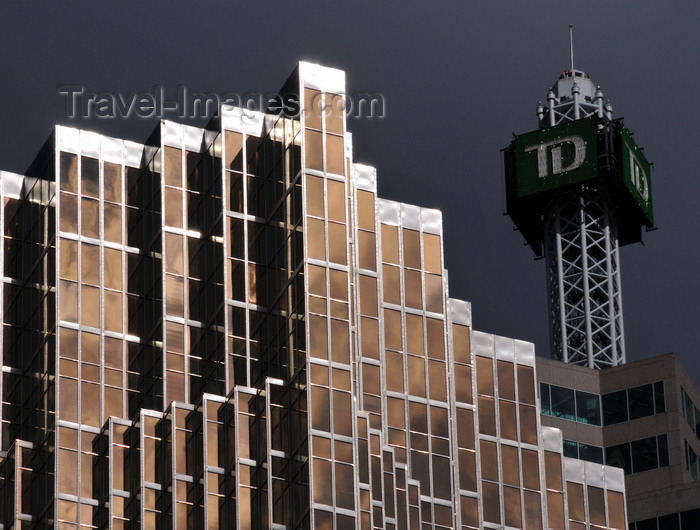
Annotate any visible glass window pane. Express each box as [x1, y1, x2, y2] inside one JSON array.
[[225, 131, 243, 171], [544, 451, 562, 491], [422, 233, 441, 273], [60, 192, 78, 233], [357, 230, 376, 271], [603, 390, 628, 425], [631, 436, 658, 473], [628, 384, 655, 420], [562, 439, 578, 459], [164, 146, 182, 187], [305, 175, 324, 218], [475, 356, 494, 396], [60, 151, 78, 193], [658, 434, 669, 467], [381, 224, 399, 264], [360, 317, 379, 360], [550, 385, 575, 421], [305, 129, 323, 171], [477, 396, 495, 436], [504, 486, 522, 528], [407, 356, 426, 398], [385, 351, 404, 393], [403, 269, 422, 309], [578, 443, 604, 464], [81, 197, 99, 239], [382, 264, 400, 305], [81, 244, 99, 285], [606, 443, 632, 474], [104, 162, 122, 203], [501, 444, 519, 486], [306, 217, 325, 260], [81, 157, 99, 198], [521, 449, 540, 490], [164, 187, 183, 228], [429, 360, 447, 402], [308, 314, 328, 360], [607, 491, 626, 530], [547, 491, 565, 530], [327, 222, 346, 264], [356, 191, 375, 231], [359, 276, 378, 317], [105, 248, 123, 291], [540, 382, 551, 415], [81, 285, 100, 328], [481, 481, 501, 525], [497, 360, 515, 401], [330, 319, 349, 364], [452, 324, 470, 366], [402, 229, 420, 269], [523, 490, 542, 529], [326, 134, 344, 176], [499, 400, 517, 441], [104, 202, 122, 243], [383, 309, 402, 351], [654, 381, 666, 413], [575, 390, 601, 425], [517, 365, 536, 405], [587, 486, 606, 527], [60, 239, 78, 281], [405, 314, 423, 356], [424, 273, 443, 313], [325, 93, 344, 135], [104, 290, 123, 333]]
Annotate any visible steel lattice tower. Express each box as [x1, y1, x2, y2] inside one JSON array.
[[505, 50, 654, 372], [538, 69, 624, 369]]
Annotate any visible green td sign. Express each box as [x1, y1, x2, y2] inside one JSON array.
[[514, 116, 598, 197], [619, 124, 653, 225]]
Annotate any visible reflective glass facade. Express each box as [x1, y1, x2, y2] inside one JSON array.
[[0, 62, 626, 529]]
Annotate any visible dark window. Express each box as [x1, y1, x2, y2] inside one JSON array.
[[562, 439, 578, 459], [576, 390, 601, 426], [654, 381, 665, 413], [635, 519, 657, 530], [603, 390, 628, 425], [606, 443, 632, 475], [658, 434, 669, 468], [628, 384, 655, 420], [550, 385, 575, 421], [685, 440, 700, 480], [578, 443, 604, 465], [540, 382, 551, 416], [681, 508, 700, 528], [658, 513, 680, 529], [631, 437, 658, 473]]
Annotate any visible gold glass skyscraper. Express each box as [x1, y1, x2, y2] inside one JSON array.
[[0, 62, 626, 529]]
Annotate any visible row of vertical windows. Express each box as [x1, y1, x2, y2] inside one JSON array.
[[680, 387, 700, 440], [540, 383, 601, 425], [630, 507, 700, 530], [602, 382, 665, 426], [605, 435, 668, 475], [540, 381, 666, 427], [562, 440, 604, 464]]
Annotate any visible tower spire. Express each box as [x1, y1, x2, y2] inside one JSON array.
[[569, 24, 575, 72]]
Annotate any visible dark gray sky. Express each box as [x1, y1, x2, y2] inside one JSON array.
[[2, 3, 699, 380]]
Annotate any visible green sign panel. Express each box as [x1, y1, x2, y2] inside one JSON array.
[[619, 124, 653, 225], [514, 116, 598, 197]]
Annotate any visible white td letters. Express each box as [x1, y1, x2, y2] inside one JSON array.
[[524, 136, 586, 179]]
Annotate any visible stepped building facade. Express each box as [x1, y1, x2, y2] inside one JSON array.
[[0, 62, 626, 529]]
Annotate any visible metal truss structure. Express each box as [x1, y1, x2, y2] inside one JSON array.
[[544, 186, 625, 368], [534, 67, 626, 368]]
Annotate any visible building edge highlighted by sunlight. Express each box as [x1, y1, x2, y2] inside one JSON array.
[[0, 62, 626, 528]]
